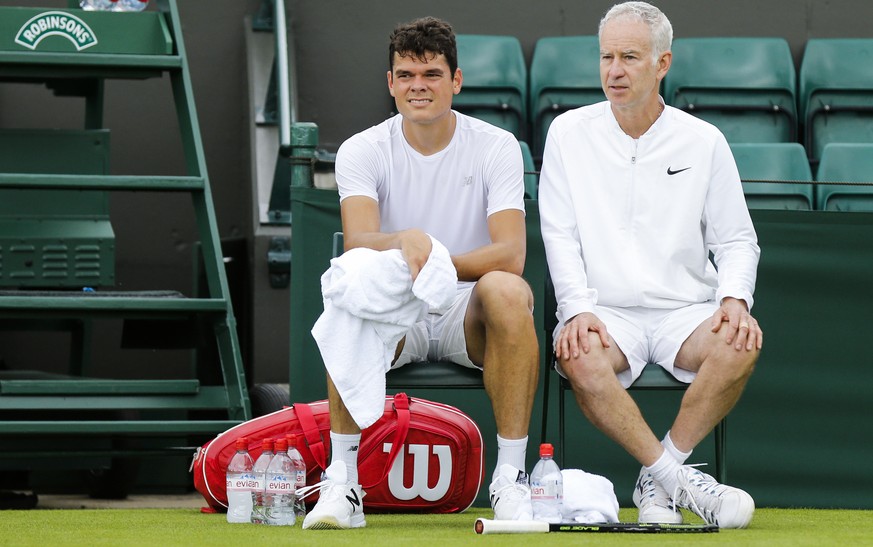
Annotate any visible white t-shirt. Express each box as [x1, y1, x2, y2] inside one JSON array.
[[539, 101, 760, 325], [335, 111, 525, 271]]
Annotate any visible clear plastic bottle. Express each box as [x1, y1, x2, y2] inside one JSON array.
[[530, 443, 563, 523], [80, 0, 116, 10], [250, 438, 274, 524], [225, 437, 255, 524], [114, 0, 149, 11], [286, 434, 307, 520], [264, 437, 295, 526]]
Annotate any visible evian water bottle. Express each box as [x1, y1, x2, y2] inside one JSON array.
[[286, 434, 307, 519], [225, 437, 255, 524], [530, 443, 563, 523], [250, 438, 274, 524], [264, 437, 295, 526]]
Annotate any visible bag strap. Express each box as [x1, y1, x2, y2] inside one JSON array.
[[362, 392, 411, 489], [294, 402, 328, 470]]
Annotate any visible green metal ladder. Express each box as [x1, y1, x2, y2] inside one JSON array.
[[0, 1, 250, 452]]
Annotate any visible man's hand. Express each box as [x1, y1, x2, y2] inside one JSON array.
[[398, 229, 432, 281], [710, 297, 763, 351], [555, 311, 611, 360]]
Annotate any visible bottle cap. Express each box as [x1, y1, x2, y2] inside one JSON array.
[[235, 437, 248, 451], [261, 438, 274, 452], [286, 433, 297, 448], [539, 443, 554, 457], [274, 437, 288, 452]]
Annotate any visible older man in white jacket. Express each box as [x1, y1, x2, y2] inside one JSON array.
[[539, 1, 762, 530]]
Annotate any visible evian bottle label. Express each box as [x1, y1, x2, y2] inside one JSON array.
[[226, 473, 257, 492], [266, 475, 293, 494]]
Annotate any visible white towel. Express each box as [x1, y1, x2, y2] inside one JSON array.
[[311, 236, 457, 428], [561, 468, 620, 523]]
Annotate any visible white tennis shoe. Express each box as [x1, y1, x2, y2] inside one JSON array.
[[298, 461, 366, 530], [489, 464, 533, 520], [632, 467, 683, 524], [673, 466, 755, 529]]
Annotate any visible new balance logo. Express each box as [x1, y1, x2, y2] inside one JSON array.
[[345, 489, 361, 510], [667, 166, 691, 175], [347, 446, 358, 452]]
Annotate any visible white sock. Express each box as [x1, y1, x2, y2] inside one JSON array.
[[646, 449, 682, 496], [329, 431, 361, 485], [493, 435, 528, 482], [662, 431, 692, 464]]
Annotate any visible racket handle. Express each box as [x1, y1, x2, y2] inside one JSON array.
[[475, 518, 550, 534]]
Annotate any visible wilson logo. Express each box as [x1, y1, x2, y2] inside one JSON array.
[[14, 11, 98, 51], [383, 443, 452, 501]]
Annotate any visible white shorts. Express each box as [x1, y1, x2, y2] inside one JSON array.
[[393, 286, 480, 370], [554, 302, 718, 388]]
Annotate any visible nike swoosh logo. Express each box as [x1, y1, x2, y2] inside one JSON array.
[[667, 166, 691, 175]]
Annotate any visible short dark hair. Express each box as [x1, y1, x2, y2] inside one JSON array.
[[388, 16, 458, 75]]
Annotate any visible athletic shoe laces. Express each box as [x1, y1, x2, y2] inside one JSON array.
[[673, 466, 731, 525], [492, 479, 530, 505], [296, 475, 345, 502], [637, 472, 675, 510]]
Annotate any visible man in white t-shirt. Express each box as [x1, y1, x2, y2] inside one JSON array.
[[302, 16, 539, 530], [539, 2, 762, 529]]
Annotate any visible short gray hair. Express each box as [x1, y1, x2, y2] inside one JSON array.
[[599, 2, 673, 64]]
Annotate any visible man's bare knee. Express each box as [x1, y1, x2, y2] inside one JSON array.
[[559, 336, 614, 389], [683, 335, 759, 394], [474, 272, 533, 314]]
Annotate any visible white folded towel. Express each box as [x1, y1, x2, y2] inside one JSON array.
[[561, 468, 620, 523], [311, 236, 457, 428]]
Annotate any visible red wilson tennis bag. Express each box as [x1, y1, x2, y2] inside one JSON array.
[[192, 393, 484, 513]]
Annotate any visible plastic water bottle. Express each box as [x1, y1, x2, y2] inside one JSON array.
[[114, 0, 149, 11], [264, 437, 295, 526], [286, 434, 307, 519], [530, 443, 563, 523], [225, 437, 255, 524], [80, 0, 116, 10], [250, 438, 274, 524]]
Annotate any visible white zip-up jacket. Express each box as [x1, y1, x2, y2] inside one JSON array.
[[539, 101, 760, 326]]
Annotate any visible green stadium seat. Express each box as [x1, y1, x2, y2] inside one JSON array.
[[815, 143, 873, 212], [730, 143, 814, 210], [519, 140, 538, 199], [664, 37, 797, 143], [529, 36, 603, 158], [799, 39, 873, 165], [455, 34, 528, 140]]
